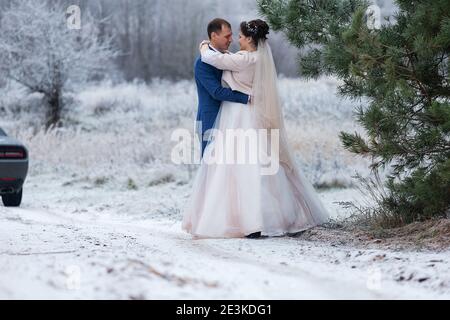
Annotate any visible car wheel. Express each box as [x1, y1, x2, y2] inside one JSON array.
[[2, 189, 22, 207]]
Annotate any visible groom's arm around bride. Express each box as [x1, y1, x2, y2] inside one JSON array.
[[194, 57, 249, 105]]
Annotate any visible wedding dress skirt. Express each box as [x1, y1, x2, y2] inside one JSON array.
[[182, 101, 329, 239]]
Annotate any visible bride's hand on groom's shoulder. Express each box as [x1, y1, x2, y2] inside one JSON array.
[[199, 40, 210, 52]]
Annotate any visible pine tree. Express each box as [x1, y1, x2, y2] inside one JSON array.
[[258, 0, 450, 225]]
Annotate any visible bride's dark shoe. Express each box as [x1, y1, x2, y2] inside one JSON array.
[[245, 232, 262, 239], [286, 230, 307, 237]]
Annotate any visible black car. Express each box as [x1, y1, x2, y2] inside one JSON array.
[[0, 128, 28, 207]]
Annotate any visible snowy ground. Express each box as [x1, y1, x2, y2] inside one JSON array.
[[0, 173, 448, 300], [0, 78, 448, 299]]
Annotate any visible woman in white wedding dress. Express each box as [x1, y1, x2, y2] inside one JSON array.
[[182, 19, 329, 239]]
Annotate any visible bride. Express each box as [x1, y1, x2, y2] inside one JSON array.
[[182, 19, 329, 239]]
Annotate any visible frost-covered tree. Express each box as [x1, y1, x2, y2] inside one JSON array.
[[32, 0, 303, 80], [0, 0, 117, 128]]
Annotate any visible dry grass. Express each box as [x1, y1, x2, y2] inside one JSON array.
[[296, 218, 450, 251]]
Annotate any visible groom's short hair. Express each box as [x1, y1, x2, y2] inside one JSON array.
[[207, 18, 231, 39]]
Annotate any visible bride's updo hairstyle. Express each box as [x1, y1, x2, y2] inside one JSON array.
[[240, 19, 269, 48]]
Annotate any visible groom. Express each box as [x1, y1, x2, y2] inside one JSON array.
[[194, 18, 250, 157]]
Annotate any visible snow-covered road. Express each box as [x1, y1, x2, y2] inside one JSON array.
[[0, 174, 448, 299]]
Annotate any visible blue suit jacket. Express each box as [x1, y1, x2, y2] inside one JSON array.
[[194, 50, 249, 156]]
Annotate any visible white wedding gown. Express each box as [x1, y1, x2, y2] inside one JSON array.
[[182, 41, 329, 239]]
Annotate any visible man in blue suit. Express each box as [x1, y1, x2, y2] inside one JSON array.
[[194, 18, 249, 157]]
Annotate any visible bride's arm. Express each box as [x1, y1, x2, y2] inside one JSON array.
[[200, 44, 252, 72]]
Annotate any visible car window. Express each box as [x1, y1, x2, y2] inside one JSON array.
[[0, 128, 6, 136]]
